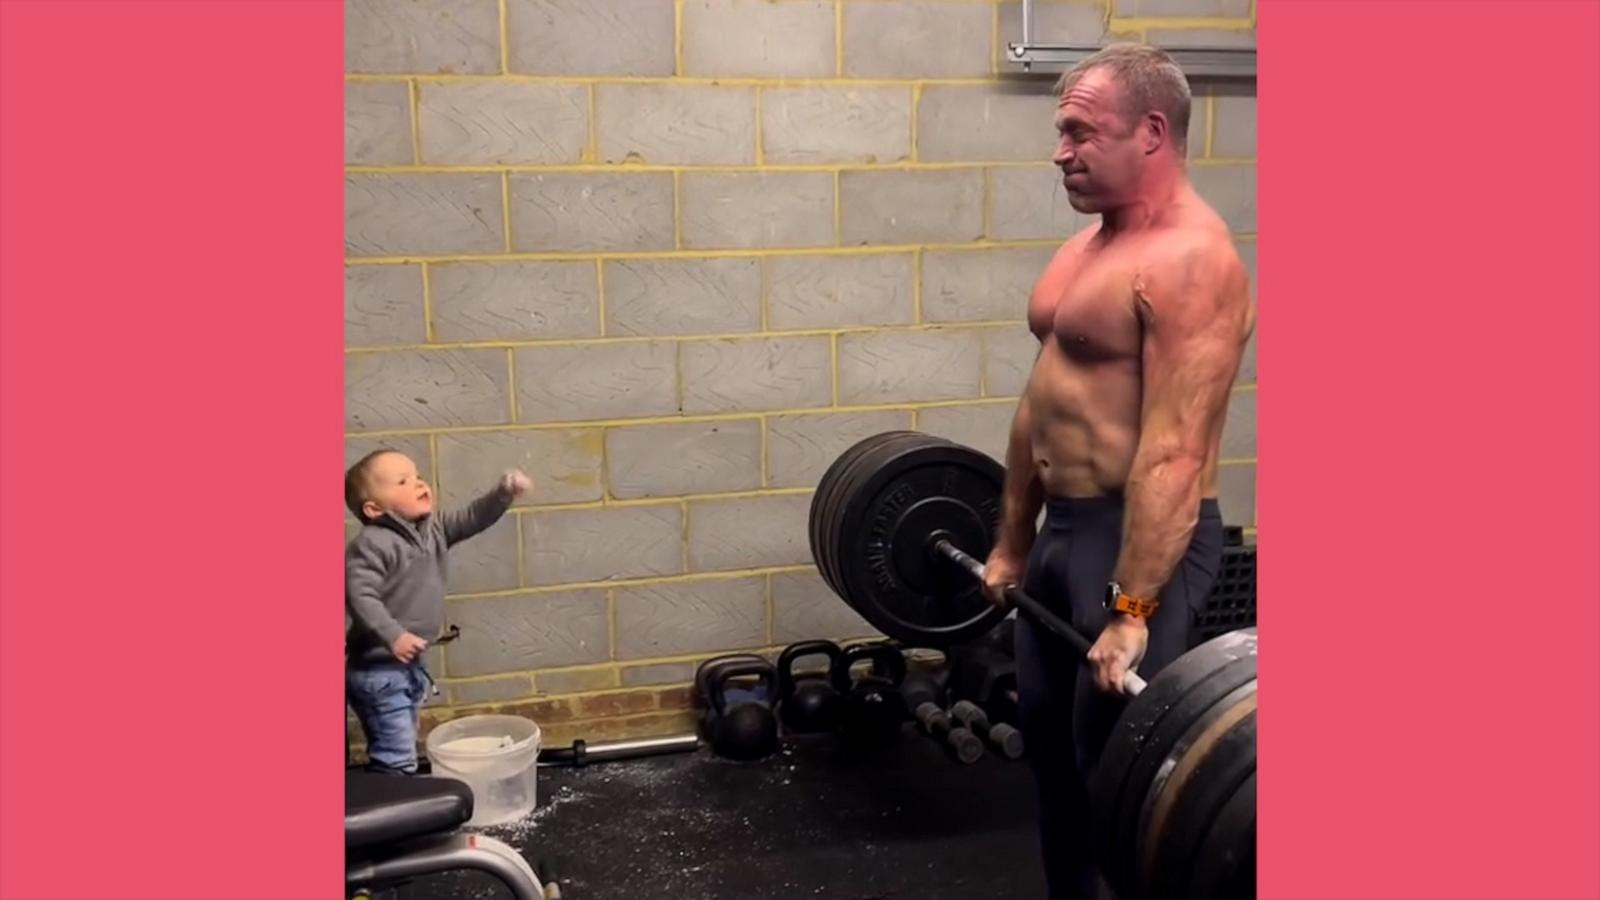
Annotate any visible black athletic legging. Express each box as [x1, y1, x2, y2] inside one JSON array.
[[1015, 495, 1224, 900]]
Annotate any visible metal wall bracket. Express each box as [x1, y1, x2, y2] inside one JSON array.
[[1005, 43, 1257, 80]]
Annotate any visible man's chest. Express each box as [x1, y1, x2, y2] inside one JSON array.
[[1027, 251, 1143, 361]]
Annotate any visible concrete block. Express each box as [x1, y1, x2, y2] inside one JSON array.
[[682, 0, 834, 78], [604, 258, 762, 337], [839, 169, 985, 245], [1191, 164, 1256, 233], [765, 409, 914, 488], [770, 570, 880, 643], [921, 246, 1056, 323], [837, 329, 984, 404], [535, 667, 618, 693], [419, 82, 587, 165], [679, 172, 834, 250], [680, 337, 833, 415], [621, 662, 696, 687], [514, 341, 679, 423], [430, 261, 600, 342], [523, 504, 684, 586], [445, 515, 520, 594], [762, 86, 912, 165], [509, 173, 674, 253], [345, 81, 412, 165], [506, 0, 675, 76], [996, 1, 1110, 70], [345, 174, 504, 257], [614, 576, 767, 659], [346, 264, 426, 347], [445, 589, 611, 675], [1217, 463, 1255, 529], [597, 84, 756, 165], [345, 349, 510, 430], [1113, 0, 1250, 17], [917, 401, 1015, 462], [607, 420, 763, 499], [447, 675, 536, 706], [843, 1, 992, 79], [988, 165, 1092, 241], [345, 0, 500, 74], [982, 325, 1039, 397], [436, 428, 605, 506], [687, 493, 814, 571], [1210, 93, 1256, 159], [766, 253, 915, 330], [917, 86, 1058, 163], [1222, 389, 1255, 459]]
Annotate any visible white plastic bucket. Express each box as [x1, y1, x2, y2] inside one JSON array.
[[424, 714, 542, 827]]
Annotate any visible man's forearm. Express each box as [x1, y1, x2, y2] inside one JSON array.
[[1112, 454, 1204, 602], [996, 397, 1045, 554]]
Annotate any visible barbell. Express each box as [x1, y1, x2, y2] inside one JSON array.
[[808, 430, 1257, 900]]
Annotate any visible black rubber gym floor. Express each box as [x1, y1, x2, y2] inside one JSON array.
[[418, 730, 1046, 899]]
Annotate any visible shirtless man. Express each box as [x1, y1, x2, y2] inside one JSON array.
[[980, 44, 1254, 898]]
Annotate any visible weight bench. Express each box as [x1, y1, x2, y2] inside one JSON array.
[[345, 771, 544, 900]]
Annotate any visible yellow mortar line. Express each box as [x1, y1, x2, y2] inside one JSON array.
[[829, 335, 841, 405], [679, 501, 691, 573], [834, 1, 845, 76], [912, 250, 924, 322], [672, 171, 683, 250], [754, 88, 766, 164], [407, 80, 423, 164], [674, 343, 686, 412], [909, 84, 922, 161], [758, 258, 770, 331], [765, 575, 775, 645], [585, 84, 598, 163], [674, 0, 684, 75], [514, 510, 527, 585], [346, 159, 1251, 175], [427, 433, 440, 488], [759, 415, 770, 487], [607, 589, 618, 660], [1107, 16, 1254, 30], [500, 173, 513, 252], [452, 567, 816, 601], [349, 74, 1035, 88], [506, 349, 519, 421], [1219, 457, 1258, 466], [348, 398, 1017, 441], [594, 260, 607, 335], [981, 169, 992, 239], [832, 171, 842, 244], [442, 645, 820, 690], [1232, 383, 1257, 394], [420, 262, 435, 342], [498, 0, 509, 73], [1205, 94, 1217, 158], [344, 321, 1031, 352], [347, 238, 1060, 267], [990, 2, 999, 77]]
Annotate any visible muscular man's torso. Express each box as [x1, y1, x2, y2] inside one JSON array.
[[1024, 191, 1253, 499]]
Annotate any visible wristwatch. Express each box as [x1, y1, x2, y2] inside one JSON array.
[[1105, 581, 1160, 618]]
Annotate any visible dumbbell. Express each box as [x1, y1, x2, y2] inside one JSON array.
[[950, 699, 1025, 760], [902, 671, 983, 765]]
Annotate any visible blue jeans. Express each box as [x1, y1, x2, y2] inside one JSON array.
[[346, 663, 431, 774]]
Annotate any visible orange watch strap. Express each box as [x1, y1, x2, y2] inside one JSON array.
[[1111, 592, 1160, 618]]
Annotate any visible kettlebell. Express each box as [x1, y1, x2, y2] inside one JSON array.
[[776, 640, 844, 735], [831, 642, 908, 747], [695, 654, 779, 761]]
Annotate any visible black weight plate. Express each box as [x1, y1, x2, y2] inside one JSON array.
[[833, 437, 1008, 646], [1133, 682, 1256, 892], [1142, 706, 1257, 900], [815, 431, 934, 600], [1087, 628, 1257, 896], [817, 431, 944, 608], [810, 431, 901, 599], [1183, 771, 1257, 900]]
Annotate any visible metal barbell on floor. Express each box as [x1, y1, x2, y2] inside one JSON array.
[[808, 431, 1257, 900]]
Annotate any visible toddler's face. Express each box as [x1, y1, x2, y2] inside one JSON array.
[[361, 452, 433, 522]]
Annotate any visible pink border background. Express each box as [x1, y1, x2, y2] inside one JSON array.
[[2, 1, 1596, 897]]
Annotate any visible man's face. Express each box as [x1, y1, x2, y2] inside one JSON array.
[[1052, 68, 1145, 214]]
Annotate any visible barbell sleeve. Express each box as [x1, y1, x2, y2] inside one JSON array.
[[933, 539, 1148, 697]]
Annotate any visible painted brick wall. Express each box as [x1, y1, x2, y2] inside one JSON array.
[[344, 0, 1257, 744]]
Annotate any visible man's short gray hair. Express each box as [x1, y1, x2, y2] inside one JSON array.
[[1054, 43, 1192, 155]]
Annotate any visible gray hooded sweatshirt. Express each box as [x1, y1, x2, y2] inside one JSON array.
[[345, 486, 513, 666]]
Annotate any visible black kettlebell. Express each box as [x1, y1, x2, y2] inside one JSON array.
[[695, 654, 778, 761], [831, 642, 908, 747], [776, 640, 844, 735]]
